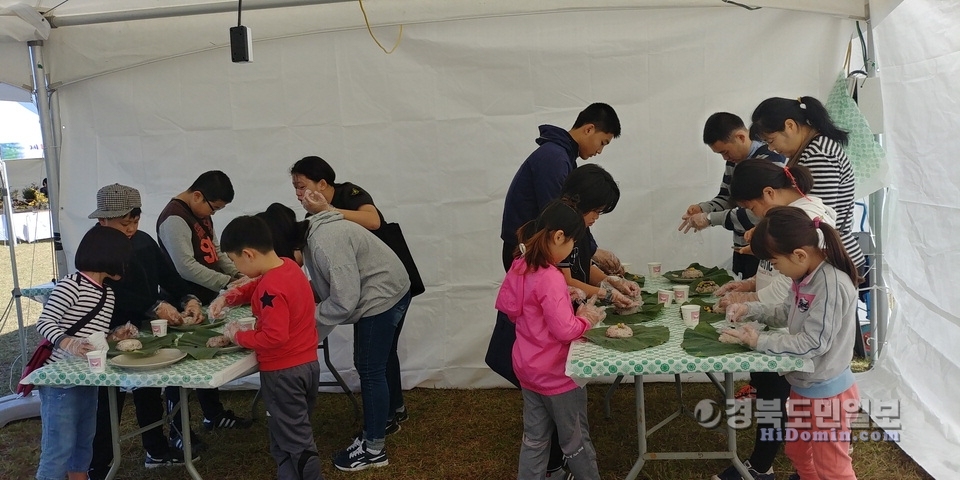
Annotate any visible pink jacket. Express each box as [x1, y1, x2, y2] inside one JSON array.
[[496, 257, 592, 395]]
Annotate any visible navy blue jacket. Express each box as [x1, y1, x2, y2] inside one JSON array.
[[500, 125, 578, 245]]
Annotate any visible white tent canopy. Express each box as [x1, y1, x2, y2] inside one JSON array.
[[2, 1, 959, 478]]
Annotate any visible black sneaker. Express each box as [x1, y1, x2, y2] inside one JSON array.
[[145, 449, 193, 468], [333, 440, 388, 472], [710, 461, 774, 480], [385, 409, 409, 435], [169, 430, 208, 454], [203, 409, 253, 431], [788, 474, 800, 480]]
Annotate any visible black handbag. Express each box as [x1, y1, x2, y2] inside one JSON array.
[[484, 311, 520, 387], [373, 222, 425, 297]]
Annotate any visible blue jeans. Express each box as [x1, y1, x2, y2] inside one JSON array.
[[37, 385, 98, 480], [354, 293, 411, 444]]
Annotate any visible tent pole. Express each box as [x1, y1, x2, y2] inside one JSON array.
[[27, 41, 68, 278], [0, 160, 29, 372]]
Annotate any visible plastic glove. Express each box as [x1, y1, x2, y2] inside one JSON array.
[[107, 323, 139, 342], [606, 287, 639, 309], [685, 204, 703, 216], [222, 322, 242, 344], [576, 296, 607, 326], [717, 292, 759, 309], [678, 212, 710, 233], [592, 249, 624, 276], [602, 276, 641, 298], [568, 286, 587, 305], [60, 336, 94, 357], [714, 278, 757, 297], [182, 299, 205, 324], [301, 188, 333, 214], [227, 275, 254, 289], [155, 302, 184, 326], [723, 303, 751, 323], [721, 322, 759, 348]]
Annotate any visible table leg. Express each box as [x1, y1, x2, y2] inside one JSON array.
[[604, 374, 625, 419], [726, 373, 754, 480], [104, 387, 121, 480], [180, 387, 203, 480], [625, 375, 646, 480]]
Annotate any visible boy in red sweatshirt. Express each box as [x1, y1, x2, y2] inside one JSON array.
[[213, 215, 323, 480]]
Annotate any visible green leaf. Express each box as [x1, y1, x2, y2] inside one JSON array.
[[680, 321, 753, 357], [168, 320, 227, 332], [582, 324, 670, 352], [623, 272, 645, 288], [678, 299, 725, 323], [605, 302, 664, 323]]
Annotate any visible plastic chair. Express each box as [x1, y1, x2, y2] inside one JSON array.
[[250, 336, 361, 421]]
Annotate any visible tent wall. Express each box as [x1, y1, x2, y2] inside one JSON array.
[[856, 0, 960, 478], [53, 7, 851, 390]]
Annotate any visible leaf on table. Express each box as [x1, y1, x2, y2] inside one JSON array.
[[168, 320, 227, 332], [680, 321, 753, 357], [176, 345, 222, 360], [623, 272, 645, 288], [582, 324, 670, 352], [106, 334, 175, 357], [604, 302, 664, 323]]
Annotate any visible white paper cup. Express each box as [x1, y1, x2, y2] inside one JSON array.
[[657, 289, 673, 305], [237, 317, 256, 331], [673, 285, 690, 304], [620, 262, 632, 273], [681, 304, 701, 328], [87, 331, 108, 351], [86, 350, 107, 373], [647, 262, 662, 278], [150, 319, 168, 337]]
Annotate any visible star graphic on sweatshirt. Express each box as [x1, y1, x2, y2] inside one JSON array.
[[260, 291, 276, 308]]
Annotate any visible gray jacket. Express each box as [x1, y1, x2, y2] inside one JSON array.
[[303, 211, 410, 327]]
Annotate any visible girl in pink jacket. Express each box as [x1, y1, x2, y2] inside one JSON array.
[[496, 200, 606, 480]]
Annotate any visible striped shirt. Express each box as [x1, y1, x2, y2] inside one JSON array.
[[36, 273, 115, 366], [793, 136, 866, 268], [700, 142, 785, 247]]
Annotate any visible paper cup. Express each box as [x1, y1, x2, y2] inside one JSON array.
[[673, 285, 690, 304], [237, 317, 256, 331], [150, 319, 168, 337], [620, 262, 632, 273], [87, 331, 108, 351], [86, 350, 107, 373], [647, 262, 662, 278], [681, 304, 701, 328], [657, 289, 673, 305]]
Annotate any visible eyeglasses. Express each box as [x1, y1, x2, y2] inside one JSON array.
[[202, 194, 224, 214]]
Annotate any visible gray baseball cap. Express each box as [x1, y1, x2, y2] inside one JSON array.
[[88, 183, 142, 219]]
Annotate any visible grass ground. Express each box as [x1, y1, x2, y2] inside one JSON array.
[[0, 242, 935, 479]]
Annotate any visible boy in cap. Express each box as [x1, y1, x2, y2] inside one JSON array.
[[86, 184, 206, 478]]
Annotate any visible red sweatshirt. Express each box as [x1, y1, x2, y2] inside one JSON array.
[[231, 258, 318, 371]]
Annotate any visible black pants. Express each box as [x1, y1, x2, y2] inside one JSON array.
[[89, 387, 169, 474], [732, 251, 760, 279], [746, 372, 792, 472], [166, 387, 226, 436]]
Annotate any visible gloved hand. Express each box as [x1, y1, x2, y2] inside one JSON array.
[[721, 322, 759, 348], [60, 336, 94, 357], [717, 292, 759, 309], [724, 302, 751, 323], [576, 296, 607, 326], [592, 249, 624, 276], [227, 275, 253, 289], [685, 204, 703, 216], [678, 212, 710, 233], [605, 286, 639, 309], [602, 276, 641, 298], [107, 322, 139, 342], [568, 286, 587, 305], [301, 188, 333, 214], [155, 301, 184, 326], [222, 321, 242, 344], [182, 298, 205, 324], [714, 278, 757, 297]]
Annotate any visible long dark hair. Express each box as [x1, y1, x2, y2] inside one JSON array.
[[254, 203, 303, 260], [751, 206, 859, 284], [560, 163, 620, 214], [730, 159, 814, 201], [751, 96, 848, 145], [291, 156, 338, 186], [515, 200, 586, 271]]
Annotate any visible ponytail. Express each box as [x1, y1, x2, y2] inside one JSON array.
[[730, 159, 815, 201], [514, 200, 586, 271], [751, 96, 848, 145]]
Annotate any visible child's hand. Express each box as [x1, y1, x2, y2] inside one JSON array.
[[722, 324, 759, 348], [301, 189, 333, 214], [568, 286, 586, 304], [678, 212, 710, 233], [208, 296, 229, 319], [222, 322, 242, 343], [744, 227, 756, 243], [717, 291, 758, 309], [724, 303, 750, 323], [714, 278, 756, 296], [577, 296, 607, 326], [603, 275, 641, 298]]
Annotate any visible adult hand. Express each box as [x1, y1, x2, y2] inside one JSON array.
[[60, 336, 94, 357], [222, 322, 242, 344], [686, 204, 703, 216], [744, 227, 756, 243], [155, 302, 184, 325], [715, 278, 756, 296], [107, 323, 139, 342], [602, 276, 641, 298], [607, 288, 639, 309], [592, 249, 624, 276], [722, 323, 759, 348], [182, 299, 205, 324], [724, 302, 751, 323], [678, 212, 710, 233], [568, 286, 587, 305], [717, 291, 759, 309], [301, 188, 333, 214], [576, 296, 607, 326]]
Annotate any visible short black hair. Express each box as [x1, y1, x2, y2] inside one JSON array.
[[573, 103, 621, 138], [188, 170, 235, 203], [560, 164, 620, 214], [75, 225, 132, 276], [221, 215, 275, 255], [290, 156, 337, 185], [702, 112, 746, 145]]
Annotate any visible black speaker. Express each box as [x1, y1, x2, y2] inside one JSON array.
[[230, 26, 252, 63]]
